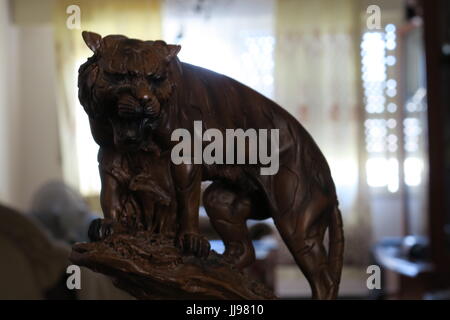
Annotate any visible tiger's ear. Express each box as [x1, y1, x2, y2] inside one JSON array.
[[166, 44, 181, 62], [82, 31, 102, 52]]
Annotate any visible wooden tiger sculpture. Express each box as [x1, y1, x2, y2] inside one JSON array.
[[78, 31, 344, 299]]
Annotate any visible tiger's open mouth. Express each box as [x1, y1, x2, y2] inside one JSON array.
[[116, 140, 141, 153], [117, 101, 142, 116]]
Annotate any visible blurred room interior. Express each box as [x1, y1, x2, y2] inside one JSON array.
[[0, 0, 449, 299]]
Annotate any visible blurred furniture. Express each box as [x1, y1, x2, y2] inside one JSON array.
[[0, 203, 133, 300], [373, 237, 433, 299], [0, 204, 70, 299]]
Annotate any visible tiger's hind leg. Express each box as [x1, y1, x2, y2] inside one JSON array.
[[203, 181, 255, 269], [274, 193, 337, 299]]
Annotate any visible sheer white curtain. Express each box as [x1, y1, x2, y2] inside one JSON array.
[[274, 0, 370, 264], [162, 0, 275, 98]]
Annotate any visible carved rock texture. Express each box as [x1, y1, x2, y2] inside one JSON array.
[[70, 233, 276, 300]]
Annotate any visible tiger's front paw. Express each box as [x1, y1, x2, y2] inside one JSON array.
[[88, 218, 114, 242], [176, 232, 210, 258]]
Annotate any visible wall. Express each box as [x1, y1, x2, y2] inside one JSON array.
[[0, 0, 63, 211], [16, 24, 63, 210], [0, 0, 20, 206]]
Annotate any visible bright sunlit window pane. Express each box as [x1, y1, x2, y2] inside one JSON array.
[[387, 158, 399, 193], [366, 157, 399, 193], [404, 157, 423, 187], [366, 157, 387, 187]]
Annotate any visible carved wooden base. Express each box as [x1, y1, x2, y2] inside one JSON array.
[[70, 232, 276, 300]]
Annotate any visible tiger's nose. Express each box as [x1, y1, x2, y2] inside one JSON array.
[[135, 85, 152, 104], [140, 94, 150, 104], [124, 130, 138, 143]]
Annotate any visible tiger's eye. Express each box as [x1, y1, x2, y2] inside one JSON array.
[[105, 72, 127, 82], [147, 74, 165, 85]]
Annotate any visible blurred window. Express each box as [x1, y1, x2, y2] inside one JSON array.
[[361, 25, 401, 193], [361, 23, 427, 194]]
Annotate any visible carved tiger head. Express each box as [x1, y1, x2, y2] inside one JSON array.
[[78, 31, 181, 152]]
